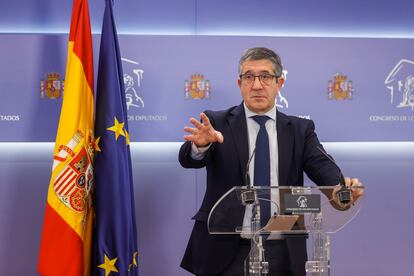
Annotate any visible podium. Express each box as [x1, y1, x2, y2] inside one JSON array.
[[207, 185, 365, 276]]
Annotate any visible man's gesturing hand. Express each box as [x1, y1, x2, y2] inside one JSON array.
[[183, 112, 224, 147]]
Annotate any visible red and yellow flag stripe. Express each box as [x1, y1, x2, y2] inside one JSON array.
[[38, 0, 94, 275]]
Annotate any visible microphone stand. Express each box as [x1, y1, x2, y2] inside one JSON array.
[[246, 203, 269, 276], [305, 147, 353, 276], [241, 147, 269, 275]]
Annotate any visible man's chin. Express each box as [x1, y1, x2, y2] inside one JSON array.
[[248, 104, 273, 114]]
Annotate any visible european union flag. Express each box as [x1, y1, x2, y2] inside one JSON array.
[[92, 0, 138, 275]]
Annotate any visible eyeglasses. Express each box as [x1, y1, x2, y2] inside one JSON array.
[[239, 73, 278, 86]]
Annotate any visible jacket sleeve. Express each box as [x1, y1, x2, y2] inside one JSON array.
[[302, 120, 341, 186], [178, 111, 216, 169], [178, 141, 209, 168]]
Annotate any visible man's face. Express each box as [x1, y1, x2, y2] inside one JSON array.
[[238, 59, 284, 114]]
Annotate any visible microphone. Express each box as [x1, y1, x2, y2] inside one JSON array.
[[245, 147, 256, 187], [316, 146, 352, 205], [241, 148, 257, 205]]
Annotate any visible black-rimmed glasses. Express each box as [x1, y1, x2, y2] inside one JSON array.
[[239, 73, 278, 86]]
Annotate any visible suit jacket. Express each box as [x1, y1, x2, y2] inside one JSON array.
[[179, 103, 340, 275]]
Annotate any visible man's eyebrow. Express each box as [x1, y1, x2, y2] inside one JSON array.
[[242, 70, 272, 74]]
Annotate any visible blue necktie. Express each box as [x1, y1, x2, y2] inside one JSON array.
[[252, 115, 271, 227]]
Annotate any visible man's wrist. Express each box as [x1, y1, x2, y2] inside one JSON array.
[[192, 142, 212, 153]]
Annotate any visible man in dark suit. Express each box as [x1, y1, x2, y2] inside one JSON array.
[[179, 47, 362, 276]]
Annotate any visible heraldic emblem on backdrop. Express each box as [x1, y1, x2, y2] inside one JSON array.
[[40, 72, 64, 99], [185, 74, 211, 99], [328, 74, 354, 100]]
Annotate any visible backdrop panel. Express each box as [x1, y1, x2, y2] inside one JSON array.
[[1, 35, 413, 142]]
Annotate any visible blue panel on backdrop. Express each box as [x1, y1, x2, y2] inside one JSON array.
[[1, 0, 414, 37], [0, 0, 196, 34], [195, 0, 414, 38], [1, 34, 413, 142]]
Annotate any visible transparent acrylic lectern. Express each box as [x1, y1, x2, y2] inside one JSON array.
[[207, 185, 365, 276]]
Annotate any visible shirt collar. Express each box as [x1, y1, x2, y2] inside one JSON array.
[[243, 102, 277, 122]]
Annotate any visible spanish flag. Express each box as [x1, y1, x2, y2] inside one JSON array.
[[38, 0, 94, 275]]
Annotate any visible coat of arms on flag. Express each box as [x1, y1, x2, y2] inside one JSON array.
[[53, 130, 95, 212]]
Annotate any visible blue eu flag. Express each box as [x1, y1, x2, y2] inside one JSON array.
[[92, 0, 138, 275]]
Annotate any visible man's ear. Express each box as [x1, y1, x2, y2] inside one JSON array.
[[237, 79, 242, 88], [278, 77, 285, 87]]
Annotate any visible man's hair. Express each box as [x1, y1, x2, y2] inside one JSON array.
[[238, 47, 283, 76]]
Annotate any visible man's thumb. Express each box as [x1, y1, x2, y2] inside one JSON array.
[[214, 131, 224, 143]]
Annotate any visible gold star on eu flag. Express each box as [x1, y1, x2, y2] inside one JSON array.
[[128, 251, 139, 272], [133, 251, 138, 267], [125, 129, 130, 146], [107, 117, 125, 140], [97, 254, 118, 276], [95, 136, 102, 152]]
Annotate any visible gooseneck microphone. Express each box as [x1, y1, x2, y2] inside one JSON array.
[[244, 147, 256, 187], [242, 148, 257, 205], [316, 146, 352, 205]]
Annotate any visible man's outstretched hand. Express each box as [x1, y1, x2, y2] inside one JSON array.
[[183, 112, 224, 147]]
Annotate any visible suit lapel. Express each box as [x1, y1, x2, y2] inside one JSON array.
[[227, 103, 249, 184], [277, 111, 293, 187]]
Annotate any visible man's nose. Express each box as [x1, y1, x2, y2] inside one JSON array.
[[252, 76, 263, 89]]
